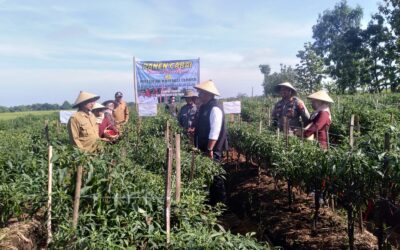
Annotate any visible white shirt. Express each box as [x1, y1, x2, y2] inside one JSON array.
[[209, 107, 223, 140]]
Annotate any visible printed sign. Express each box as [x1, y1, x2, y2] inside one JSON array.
[[135, 59, 199, 102], [223, 101, 241, 114], [59, 110, 76, 124], [138, 103, 158, 117]]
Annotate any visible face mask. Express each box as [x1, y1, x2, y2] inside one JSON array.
[[96, 113, 104, 124]]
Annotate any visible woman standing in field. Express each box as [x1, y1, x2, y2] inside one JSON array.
[[297, 90, 334, 150], [67, 91, 101, 153], [92, 103, 119, 141]]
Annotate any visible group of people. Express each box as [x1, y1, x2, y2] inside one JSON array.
[[169, 80, 228, 161], [271, 82, 334, 149], [67, 91, 129, 153]]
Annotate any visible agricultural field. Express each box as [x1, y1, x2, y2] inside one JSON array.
[[0, 109, 267, 249], [0, 110, 57, 121], [1, 93, 400, 249]]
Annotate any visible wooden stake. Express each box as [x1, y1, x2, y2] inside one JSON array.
[[47, 146, 53, 246], [175, 134, 181, 203], [349, 115, 354, 149], [165, 148, 173, 244], [190, 151, 195, 181], [259, 120, 262, 134], [165, 121, 170, 147], [44, 120, 50, 145], [72, 165, 83, 230], [267, 107, 271, 127], [283, 116, 289, 148]]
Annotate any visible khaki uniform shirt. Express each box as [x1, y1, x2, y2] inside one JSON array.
[[67, 111, 100, 153], [114, 100, 129, 124]]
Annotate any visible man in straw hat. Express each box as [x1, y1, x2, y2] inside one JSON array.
[[194, 80, 228, 206], [113, 91, 129, 128], [194, 80, 228, 161], [178, 89, 198, 137], [296, 90, 334, 149], [271, 82, 310, 133], [67, 91, 101, 153]]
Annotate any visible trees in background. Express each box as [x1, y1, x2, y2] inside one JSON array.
[[260, 64, 297, 96], [0, 101, 73, 113], [261, 0, 400, 95]]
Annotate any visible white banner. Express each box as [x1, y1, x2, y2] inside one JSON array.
[[59, 110, 76, 124], [223, 101, 241, 114], [138, 103, 158, 117]]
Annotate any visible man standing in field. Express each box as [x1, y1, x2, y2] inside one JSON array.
[[194, 80, 228, 205], [271, 82, 310, 133], [67, 91, 101, 153], [177, 89, 198, 138], [113, 91, 129, 128], [194, 80, 228, 161]]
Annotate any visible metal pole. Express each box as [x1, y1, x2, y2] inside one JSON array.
[[133, 57, 139, 113]]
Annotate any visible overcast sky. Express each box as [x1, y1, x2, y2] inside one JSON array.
[[0, 0, 380, 106]]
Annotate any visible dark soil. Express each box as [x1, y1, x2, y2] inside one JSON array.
[[219, 152, 378, 249]]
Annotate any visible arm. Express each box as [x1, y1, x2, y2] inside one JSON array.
[[303, 111, 330, 138], [207, 107, 223, 157], [271, 103, 279, 127], [68, 117, 84, 149], [297, 100, 310, 125], [124, 103, 129, 123]]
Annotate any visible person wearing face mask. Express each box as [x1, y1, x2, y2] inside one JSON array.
[[102, 100, 119, 140], [67, 91, 101, 153], [298, 90, 334, 150], [271, 82, 310, 133], [92, 103, 119, 141]]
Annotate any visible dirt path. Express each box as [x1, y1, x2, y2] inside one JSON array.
[[220, 158, 378, 249]]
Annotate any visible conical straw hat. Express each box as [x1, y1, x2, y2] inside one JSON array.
[[72, 91, 100, 108], [183, 89, 198, 98], [307, 90, 334, 103], [92, 102, 106, 111], [274, 82, 297, 94], [194, 80, 220, 96]]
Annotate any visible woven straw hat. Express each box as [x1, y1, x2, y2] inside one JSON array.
[[102, 100, 117, 107], [92, 103, 106, 111], [194, 80, 220, 96], [274, 82, 297, 94], [73, 91, 100, 108], [183, 89, 198, 98], [307, 90, 334, 103]]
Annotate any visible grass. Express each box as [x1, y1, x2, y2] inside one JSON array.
[[0, 110, 58, 120]]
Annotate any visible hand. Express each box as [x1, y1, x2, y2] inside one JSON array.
[[294, 129, 302, 137], [208, 150, 213, 159]]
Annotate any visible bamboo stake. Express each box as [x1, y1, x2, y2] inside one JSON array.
[[175, 134, 181, 203], [165, 147, 173, 244], [349, 115, 355, 149], [259, 120, 262, 134], [165, 121, 170, 147], [47, 146, 53, 246], [283, 116, 289, 148], [72, 165, 83, 230], [267, 107, 271, 127]]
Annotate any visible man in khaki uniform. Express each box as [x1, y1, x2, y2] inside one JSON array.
[[113, 91, 129, 127], [67, 91, 101, 153]]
